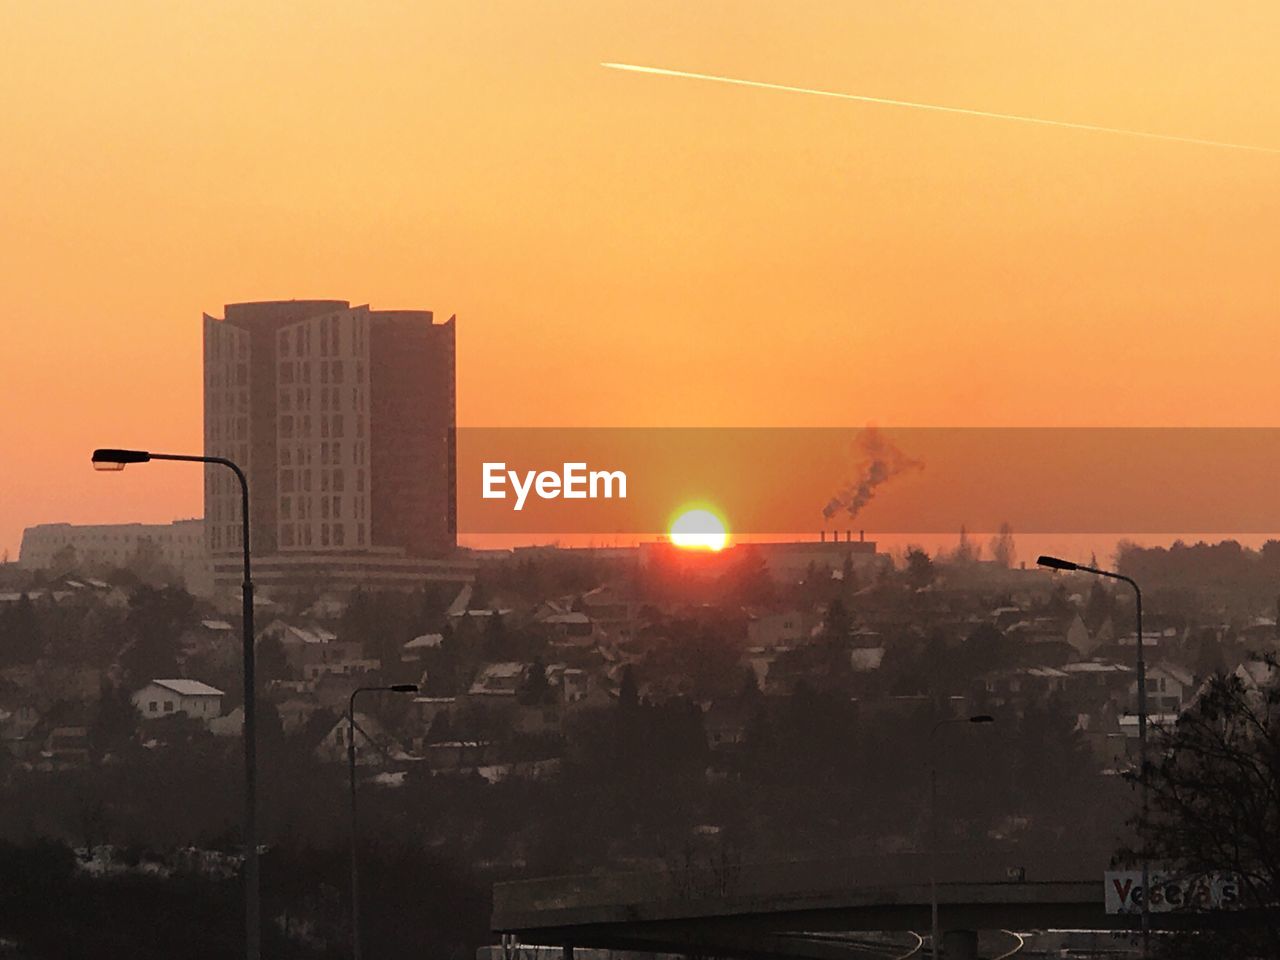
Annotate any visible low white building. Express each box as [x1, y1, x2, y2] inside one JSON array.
[[19, 519, 212, 593], [132, 679, 224, 723]]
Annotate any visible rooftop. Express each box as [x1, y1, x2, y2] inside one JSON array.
[[150, 679, 224, 697]]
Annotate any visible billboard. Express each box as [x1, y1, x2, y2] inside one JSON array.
[[1105, 871, 1244, 914]]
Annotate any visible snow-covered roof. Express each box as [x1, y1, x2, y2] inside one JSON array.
[[477, 661, 525, 679], [149, 678, 224, 697], [543, 611, 590, 625], [849, 647, 885, 672], [1061, 660, 1130, 674], [445, 584, 473, 617], [404, 633, 444, 650], [284, 624, 338, 644]]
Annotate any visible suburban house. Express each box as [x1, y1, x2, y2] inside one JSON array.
[[314, 712, 410, 766], [468, 662, 527, 697], [747, 610, 814, 649], [1135, 662, 1196, 714], [402, 633, 444, 663], [302, 656, 380, 683], [132, 679, 224, 723], [258, 619, 364, 675]]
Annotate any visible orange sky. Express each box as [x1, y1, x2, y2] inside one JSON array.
[[2, 2, 1279, 558]]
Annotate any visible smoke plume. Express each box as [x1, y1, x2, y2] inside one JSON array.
[[823, 428, 924, 520]]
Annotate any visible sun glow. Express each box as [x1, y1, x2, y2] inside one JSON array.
[[669, 508, 729, 551]]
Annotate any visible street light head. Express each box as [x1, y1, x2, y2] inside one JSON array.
[[968, 714, 996, 724], [390, 683, 419, 693], [92, 448, 150, 471], [1037, 555, 1078, 572]]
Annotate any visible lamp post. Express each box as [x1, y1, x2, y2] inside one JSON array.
[[1038, 555, 1148, 959], [928, 713, 995, 960], [348, 683, 419, 960], [93, 447, 260, 959]]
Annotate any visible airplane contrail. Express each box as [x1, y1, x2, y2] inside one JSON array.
[[601, 62, 1280, 154]]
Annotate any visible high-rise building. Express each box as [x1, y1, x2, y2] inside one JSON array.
[[203, 300, 469, 592]]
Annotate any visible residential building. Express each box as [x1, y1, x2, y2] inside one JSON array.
[[19, 519, 211, 593], [132, 679, 224, 723], [203, 299, 472, 592], [1135, 662, 1196, 714], [747, 609, 817, 648]]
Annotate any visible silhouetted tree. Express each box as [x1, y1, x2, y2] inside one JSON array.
[[256, 632, 291, 685], [721, 545, 775, 607], [0, 593, 42, 665], [618, 665, 639, 711], [90, 679, 138, 759], [518, 658, 550, 705], [989, 522, 1016, 569], [1127, 657, 1280, 958], [119, 586, 194, 684], [905, 547, 935, 590]]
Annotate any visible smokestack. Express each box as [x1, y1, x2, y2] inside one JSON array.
[[859, 530, 865, 543], [820, 530, 825, 543], [845, 530, 851, 542]]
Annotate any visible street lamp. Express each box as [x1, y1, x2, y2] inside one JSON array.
[[348, 683, 419, 960], [92, 447, 261, 960], [929, 714, 995, 960], [1038, 555, 1148, 958]]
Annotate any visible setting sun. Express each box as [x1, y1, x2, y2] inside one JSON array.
[[668, 508, 729, 551]]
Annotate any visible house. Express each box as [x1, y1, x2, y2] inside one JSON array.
[[982, 666, 1069, 705], [1134, 662, 1195, 714], [412, 696, 456, 729], [560, 668, 590, 704], [544, 612, 597, 650], [848, 647, 886, 672], [314, 711, 411, 766], [302, 657, 380, 683], [747, 611, 814, 649], [468, 662, 527, 696], [132, 679, 224, 723], [422, 739, 494, 771], [258, 620, 363, 675], [401, 633, 444, 662], [703, 699, 752, 748], [276, 694, 323, 733], [1060, 660, 1133, 713], [1005, 613, 1090, 661], [539, 609, 593, 637], [183, 618, 236, 650], [579, 585, 637, 639]]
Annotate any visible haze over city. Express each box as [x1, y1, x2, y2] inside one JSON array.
[[3, 4, 1280, 960], [4, 1, 1280, 558]]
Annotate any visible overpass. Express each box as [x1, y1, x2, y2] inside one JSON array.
[[492, 850, 1164, 959]]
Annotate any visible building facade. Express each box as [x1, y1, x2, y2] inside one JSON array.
[[19, 520, 211, 590], [204, 300, 467, 591], [132, 679, 224, 723]]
